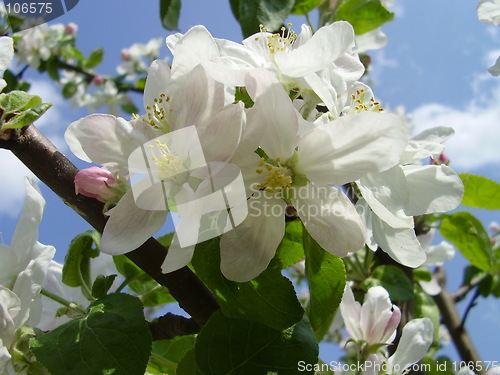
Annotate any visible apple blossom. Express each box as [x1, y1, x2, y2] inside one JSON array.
[[218, 71, 407, 281], [166, 22, 364, 114], [478, 0, 500, 25], [340, 285, 401, 351], [356, 125, 463, 268]]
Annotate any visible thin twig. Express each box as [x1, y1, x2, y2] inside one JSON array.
[[459, 287, 481, 331]]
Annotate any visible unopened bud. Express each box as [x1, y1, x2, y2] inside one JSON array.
[[64, 22, 78, 35], [74, 167, 117, 202], [120, 49, 131, 61], [92, 75, 105, 86], [431, 152, 450, 165]]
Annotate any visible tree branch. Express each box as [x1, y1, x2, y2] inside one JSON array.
[[432, 267, 484, 372], [0, 125, 220, 328]]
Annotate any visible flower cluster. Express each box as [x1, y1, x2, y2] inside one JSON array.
[[65, 22, 463, 282]]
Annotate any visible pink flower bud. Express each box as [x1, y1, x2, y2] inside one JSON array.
[[64, 23, 78, 35], [431, 152, 450, 165], [74, 167, 117, 202], [120, 49, 131, 61], [92, 75, 105, 86]]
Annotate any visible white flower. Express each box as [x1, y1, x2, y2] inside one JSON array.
[[0, 179, 55, 373], [385, 318, 434, 375], [356, 125, 463, 268], [0, 37, 13, 92], [167, 22, 364, 113], [219, 71, 407, 281], [117, 38, 164, 79], [65, 62, 245, 256], [14, 23, 65, 69], [340, 285, 401, 347], [478, 0, 500, 25]]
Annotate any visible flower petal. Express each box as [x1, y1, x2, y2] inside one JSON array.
[[161, 234, 195, 273], [275, 21, 356, 77], [65, 114, 148, 170], [339, 284, 363, 340], [220, 195, 286, 282], [294, 185, 365, 257], [388, 318, 433, 374], [372, 215, 426, 268], [403, 164, 464, 216], [296, 112, 407, 186], [357, 167, 413, 229], [100, 189, 167, 255], [143, 59, 171, 109]]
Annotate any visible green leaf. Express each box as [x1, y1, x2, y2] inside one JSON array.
[[334, 0, 394, 35], [460, 173, 500, 209], [191, 238, 304, 330], [91, 274, 117, 299], [62, 81, 78, 99], [63, 230, 100, 288], [413, 266, 432, 282], [272, 219, 305, 269], [30, 293, 152, 375], [0, 90, 40, 114], [160, 0, 181, 30], [177, 348, 202, 375], [440, 212, 493, 271], [195, 311, 318, 375], [86, 48, 104, 68], [291, 0, 322, 15], [362, 265, 414, 301], [147, 335, 196, 374], [1, 102, 52, 130], [46, 58, 60, 81], [113, 254, 175, 307], [303, 227, 345, 339], [121, 101, 139, 114], [229, 0, 295, 38]]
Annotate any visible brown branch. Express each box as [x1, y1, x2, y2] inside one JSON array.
[[0, 125, 220, 329], [433, 267, 484, 372], [451, 276, 484, 303], [149, 313, 200, 340]]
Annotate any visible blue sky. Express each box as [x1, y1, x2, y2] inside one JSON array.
[[0, 0, 499, 364]]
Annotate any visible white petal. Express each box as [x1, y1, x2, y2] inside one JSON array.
[[339, 284, 363, 340], [357, 167, 413, 229], [388, 318, 433, 374], [360, 286, 394, 342], [403, 164, 464, 216], [0, 37, 14, 72], [11, 178, 46, 267], [220, 195, 286, 282], [294, 185, 365, 257], [419, 278, 441, 296], [169, 65, 225, 131], [65, 114, 149, 170], [245, 77, 299, 158], [275, 22, 355, 77], [296, 112, 407, 186], [198, 103, 244, 162], [372, 215, 426, 268], [478, 0, 500, 25], [355, 28, 388, 52], [401, 126, 454, 163], [161, 234, 195, 273], [424, 241, 455, 266], [143, 59, 171, 109], [100, 189, 167, 255], [170, 25, 220, 81], [488, 56, 500, 76], [12, 243, 55, 327]]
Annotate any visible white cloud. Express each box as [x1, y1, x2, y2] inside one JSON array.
[[411, 74, 500, 171]]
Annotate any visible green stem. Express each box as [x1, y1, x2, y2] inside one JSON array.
[[40, 288, 87, 315], [78, 266, 95, 302]]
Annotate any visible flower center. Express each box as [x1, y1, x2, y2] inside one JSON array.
[[258, 23, 297, 56], [149, 139, 185, 180], [348, 89, 384, 114], [256, 157, 293, 194], [144, 93, 171, 132]]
